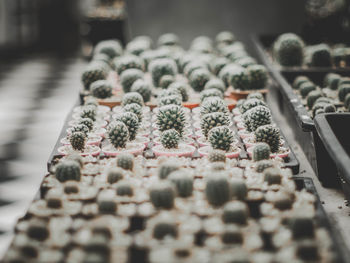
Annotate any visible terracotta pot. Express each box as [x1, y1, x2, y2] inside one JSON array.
[[229, 89, 268, 101]]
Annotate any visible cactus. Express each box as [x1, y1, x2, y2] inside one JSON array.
[[200, 88, 224, 102], [80, 105, 97, 121], [293, 76, 309, 90], [27, 220, 49, 241], [90, 80, 113, 99], [168, 170, 193, 198], [98, 200, 117, 214], [66, 153, 84, 168], [306, 90, 323, 109], [130, 79, 151, 102], [149, 58, 177, 87], [122, 92, 144, 106], [126, 38, 151, 56], [69, 132, 87, 151], [189, 68, 211, 92], [273, 33, 304, 66], [205, 174, 231, 207], [208, 126, 235, 152], [150, 181, 175, 209], [156, 105, 186, 136], [264, 167, 282, 185], [255, 124, 280, 153], [208, 149, 227, 162], [200, 97, 229, 116], [94, 39, 122, 59], [116, 153, 134, 171], [107, 121, 129, 149], [157, 33, 180, 46], [113, 54, 144, 75], [107, 167, 124, 184], [158, 94, 182, 107], [289, 217, 315, 240], [219, 64, 242, 87], [92, 53, 111, 69], [210, 162, 226, 171], [255, 160, 275, 173], [216, 31, 235, 45], [312, 102, 335, 117], [246, 64, 268, 90], [204, 78, 226, 94], [338, 84, 350, 102], [247, 92, 264, 101], [123, 103, 143, 122], [55, 160, 81, 182], [116, 181, 134, 196], [252, 142, 271, 161], [222, 201, 248, 225], [158, 161, 180, 179], [307, 44, 332, 67], [211, 57, 230, 76], [230, 179, 248, 200], [236, 56, 257, 68], [240, 98, 267, 114], [114, 112, 139, 141], [184, 61, 207, 78], [81, 62, 108, 90], [159, 75, 175, 89], [153, 221, 178, 240], [229, 65, 250, 91], [345, 94, 350, 109], [200, 112, 230, 138], [299, 81, 316, 98], [71, 124, 89, 136], [120, 68, 144, 93], [161, 129, 180, 149], [168, 82, 189, 102], [78, 118, 94, 131], [244, 105, 272, 132], [323, 73, 341, 90]]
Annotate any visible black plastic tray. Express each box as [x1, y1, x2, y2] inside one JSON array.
[[314, 113, 350, 201]]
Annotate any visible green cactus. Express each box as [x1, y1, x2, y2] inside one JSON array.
[[116, 153, 134, 171], [252, 142, 271, 161], [55, 160, 81, 182], [91, 80, 113, 99], [107, 121, 129, 149], [189, 68, 211, 92], [71, 124, 89, 136], [299, 81, 317, 98], [168, 82, 189, 102], [289, 217, 315, 240], [123, 103, 143, 122], [120, 68, 144, 93], [126, 38, 151, 56], [156, 105, 186, 136], [204, 78, 226, 94], [159, 75, 175, 89], [205, 174, 231, 207], [27, 220, 49, 241], [293, 76, 310, 90], [246, 64, 268, 90], [158, 94, 182, 107], [200, 112, 230, 138], [158, 161, 180, 179], [80, 105, 97, 121], [149, 58, 177, 87], [150, 181, 176, 209], [200, 97, 229, 116], [229, 66, 250, 91], [92, 53, 111, 68], [273, 33, 304, 66], [307, 44, 332, 67], [244, 105, 272, 132], [161, 129, 180, 149], [255, 160, 275, 173], [98, 200, 117, 214], [157, 33, 180, 46], [94, 39, 122, 59], [78, 118, 94, 131], [208, 126, 235, 152], [208, 149, 227, 162], [338, 84, 350, 102], [66, 153, 84, 168], [255, 124, 280, 153], [218, 64, 241, 87], [107, 167, 124, 184], [222, 201, 248, 225], [216, 31, 235, 45], [168, 170, 193, 198], [306, 90, 323, 109], [230, 179, 248, 200], [211, 57, 230, 76], [113, 54, 144, 75], [247, 92, 264, 101], [153, 221, 178, 240], [200, 88, 224, 102], [236, 56, 257, 68], [264, 167, 282, 185], [116, 181, 134, 196], [323, 73, 341, 90], [130, 79, 151, 103], [81, 62, 108, 90], [122, 92, 144, 106], [236, 99, 246, 112], [240, 98, 267, 114], [345, 93, 350, 109], [69, 132, 87, 151], [114, 112, 139, 141], [184, 61, 207, 78]]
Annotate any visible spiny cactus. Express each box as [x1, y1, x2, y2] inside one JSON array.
[[244, 105, 272, 132], [130, 79, 151, 103], [153, 220, 178, 240], [338, 84, 350, 102], [289, 217, 315, 240], [107, 121, 129, 149], [27, 220, 49, 241], [247, 64, 268, 90], [80, 105, 97, 121], [120, 68, 144, 93], [219, 63, 243, 87], [205, 174, 231, 207], [168, 82, 189, 102], [229, 66, 250, 91], [293, 76, 310, 90], [55, 160, 81, 182], [184, 61, 207, 78], [252, 142, 271, 161], [69, 132, 87, 151], [222, 201, 248, 225], [299, 81, 316, 98], [230, 179, 248, 200], [264, 167, 282, 185], [158, 161, 180, 179], [92, 53, 111, 68], [66, 153, 84, 168], [307, 44, 331, 67], [114, 112, 139, 141], [107, 167, 124, 184], [216, 31, 235, 45], [208, 149, 227, 162], [201, 112, 230, 138], [158, 94, 182, 107], [90, 80, 113, 99], [149, 58, 178, 87], [78, 118, 94, 131], [168, 170, 193, 198], [157, 33, 180, 46], [150, 181, 176, 209], [71, 124, 89, 136], [116, 181, 134, 196], [122, 92, 144, 106], [210, 57, 230, 76], [273, 33, 305, 66], [81, 62, 108, 90], [94, 39, 122, 59], [236, 56, 257, 68], [189, 68, 211, 92], [161, 129, 180, 149], [113, 54, 144, 75], [126, 38, 151, 56], [323, 73, 341, 90], [240, 98, 267, 114], [247, 92, 264, 101], [200, 97, 229, 116], [200, 88, 224, 102], [255, 160, 275, 173], [123, 103, 143, 122], [255, 124, 280, 153], [209, 126, 235, 152], [306, 90, 323, 109], [159, 75, 175, 89], [156, 105, 186, 135], [116, 153, 134, 171], [204, 78, 226, 94], [98, 199, 117, 214]]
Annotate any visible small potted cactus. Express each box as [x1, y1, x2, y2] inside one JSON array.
[[58, 131, 101, 156]]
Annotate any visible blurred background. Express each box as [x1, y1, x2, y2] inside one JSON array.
[[0, 0, 349, 257]]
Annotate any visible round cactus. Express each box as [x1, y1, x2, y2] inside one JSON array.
[[273, 33, 304, 66], [247, 64, 268, 90], [107, 121, 129, 149], [130, 79, 151, 103], [98, 200, 117, 214], [158, 94, 182, 107], [244, 105, 272, 132], [90, 80, 113, 99], [293, 76, 310, 90], [80, 105, 97, 121], [230, 178, 248, 200], [252, 142, 271, 161], [27, 220, 49, 241], [55, 160, 81, 182], [149, 181, 176, 209], [264, 167, 282, 185], [222, 201, 248, 225], [158, 161, 180, 179], [255, 124, 280, 153], [113, 54, 144, 75], [156, 105, 186, 135], [247, 92, 264, 101], [208, 149, 227, 163], [216, 31, 235, 45], [219, 63, 243, 87], [201, 112, 230, 138], [211, 57, 230, 76], [116, 153, 134, 171], [149, 58, 177, 87], [71, 124, 89, 136], [204, 78, 226, 94], [189, 68, 211, 92], [229, 66, 250, 91], [306, 90, 323, 109], [200, 97, 229, 116], [240, 98, 267, 114], [161, 129, 180, 149], [236, 56, 257, 68], [94, 39, 122, 59], [157, 33, 180, 46], [78, 118, 94, 131], [168, 82, 189, 102], [323, 73, 341, 90], [168, 170, 193, 198], [123, 103, 143, 122], [308, 44, 332, 67], [153, 221, 178, 240], [92, 53, 111, 68], [122, 92, 144, 106], [208, 126, 235, 152], [126, 39, 151, 56], [200, 88, 223, 102], [114, 112, 139, 141], [107, 167, 124, 184], [289, 217, 315, 240], [338, 84, 350, 102], [299, 81, 317, 98], [116, 181, 134, 197], [81, 62, 108, 90], [69, 132, 87, 151], [205, 174, 231, 207], [255, 160, 275, 173], [159, 75, 175, 89], [184, 61, 207, 78], [120, 68, 144, 93]]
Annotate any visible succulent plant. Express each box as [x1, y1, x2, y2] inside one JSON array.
[[90, 80, 113, 99], [216, 31, 235, 45], [255, 124, 280, 153], [168, 82, 189, 102], [299, 81, 317, 98], [244, 105, 272, 132], [189, 68, 211, 92], [323, 73, 341, 90], [123, 103, 143, 122], [122, 92, 144, 106], [240, 98, 267, 114], [107, 167, 124, 184], [183, 61, 207, 78], [94, 39, 122, 59], [204, 79, 226, 96], [161, 129, 180, 149], [158, 94, 182, 107], [209, 126, 235, 152], [205, 174, 231, 207], [255, 160, 275, 173], [27, 220, 49, 241], [264, 167, 282, 185], [71, 124, 89, 137], [210, 57, 230, 76], [116, 153, 134, 171], [156, 105, 186, 135], [229, 65, 250, 91], [306, 90, 323, 109], [289, 217, 315, 240], [247, 92, 264, 101], [200, 97, 229, 116], [150, 181, 176, 209], [219, 63, 243, 87], [200, 88, 224, 102], [201, 112, 230, 138], [158, 161, 180, 179], [208, 149, 227, 163], [159, 74, 175, 89], [130, 79, 151, 102], [273, 33, 305, 66], [153, 221, 178, 240], [222, 201, 248, 225], [247, 64, 268, 90], [113, 54, 144, 75], [345, 93, 350, 109], [157, 33, 180, 46], [168, 170, 193, 198], [338, 84, 350, 102], [55, 160, 81, 182], [78, 118, 94, 131], [230, 179, 248, 200], [92, 53, 111, 68], [69, 132, 87, 151], [252, 142, 271, 161], [126, 39, 151, 56], [149, 58, 177, 87], [120, 68, 144, 93], [114, 112, 139, 141], [107, 121, 129, 149], [312, 101, 336, 117], [84, 96, 99, 106], [293, 76, 309, 90], [116, 181, 134, 196], [307, 44, 332, 67], [98, 200, 117, 214], [81, 62, 108, 90], [80, 105, 97, 121], [236, 56, 257, 68]]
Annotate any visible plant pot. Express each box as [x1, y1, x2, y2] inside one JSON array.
[[228, 88, 268, 101], [102, 142, 146, 156], [246, 146, 290, 159], [57, 145, 101, 156], [152, 144, 196, 157], [183, 101, 200, 109], [224, 98, 237, 111], [60, 135, 102, 146], [198, 146, 241, 158], [152, 136, 195, 146]]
